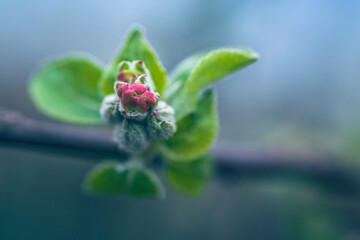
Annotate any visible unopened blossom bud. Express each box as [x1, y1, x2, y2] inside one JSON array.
[[99, 94, 123, 123], [116, 75, 160, 121], [115, 60, 148, 84], [117, 61, 131, 71], [113, 119, 149, 153], [147, 101, 176, 140]]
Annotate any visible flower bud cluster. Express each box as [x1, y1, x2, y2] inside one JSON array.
[[100, 60, 176, 153], [147, 102, 176, 140], [116, 77, 160, 120], [113, 118, 148, 153]]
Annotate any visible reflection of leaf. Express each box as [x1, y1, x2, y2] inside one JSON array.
[[165, 154, 213, 196], [100, 27, 167, 96], [253, 181, 345, 240], [84, 161, 165, 198], [29, 54, 104, 124], [161, 89, 218, 160], [338, 125, 360, 163], [284, 190, 345, 240]]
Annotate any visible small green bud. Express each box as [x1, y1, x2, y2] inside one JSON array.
[[115, 60, 155, 92], [147, 101, 176, 140], [113, 119, 149, 153], [117, 61, 131, 71], [99, 94, 123, 124], [134, 60, 145, 72], [128, 74, 139, 84], [133, 74, 152, 90]]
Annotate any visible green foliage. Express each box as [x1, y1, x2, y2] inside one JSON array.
[[282, 186, 345, 240], [99, 27, 167, 96], [167, 48, 258, 118], [165, 51, 208, 101], [28, 25, 258, 198], [185, 48, 258, 96], [29, 54, 104, 124], [161, 89, 218, 160], [337, 124, 360, 164], [84, 161, 126, 195], [165, 153, 213, 196], [85, 161, 165, 198]]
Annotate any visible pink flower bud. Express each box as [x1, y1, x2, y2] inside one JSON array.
[[115, 60, 149, 85], [121, 90, 139, 111], [116, 71, 138, 83], [139, 92, 159, 109], [117, 82, 160, 114], [130, 82, 147, 95], [116, 83, 130, 98]]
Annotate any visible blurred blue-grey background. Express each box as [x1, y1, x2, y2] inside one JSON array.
[[1, 0, 360, 239]]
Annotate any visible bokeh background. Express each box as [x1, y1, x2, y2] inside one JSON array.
[[1, 0, 360, 239]]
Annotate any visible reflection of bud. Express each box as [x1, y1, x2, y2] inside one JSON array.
[[147, 101, 176, 140], [116, 75, 160, 121], [113, 119, 149, 153], [99, 94, 123, 123]]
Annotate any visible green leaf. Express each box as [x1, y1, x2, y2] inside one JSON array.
[[165, 153, 213, 196], [161, 89, 218, 160], [164, 50, 208, 101], [123, 165, 165, 198], [170, 51, 209, 84], [85, 161, 165, 198], [84, 161, 127, 195], [29, 54, 104, 124], [185, 48, 258, 96], [100, 26, 167, 96], [165, 48, 258, 119]]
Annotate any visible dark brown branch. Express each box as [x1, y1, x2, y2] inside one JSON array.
[[0, 110, 126, 159], [0, 109, 359, 198]]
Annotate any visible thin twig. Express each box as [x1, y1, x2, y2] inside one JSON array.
[[0, 109, 359, 198]]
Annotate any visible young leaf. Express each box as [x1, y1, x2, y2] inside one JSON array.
[[170, 51, 207, 83], [29, 54, 104, 124], [164, 51, 208, 101], [100, 26, 167, 96], [165, 153, 213, 196], [185, 48, 258, 96], [123, 164, 165, 198], [84, 161, 127, 195], [85, 161, 165, 198], [165, 48, 258, 119], [161, 89, 218, 160]]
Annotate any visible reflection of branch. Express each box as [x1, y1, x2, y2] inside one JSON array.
[[0, 109, 359, 197]]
